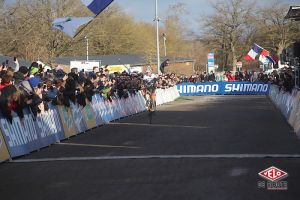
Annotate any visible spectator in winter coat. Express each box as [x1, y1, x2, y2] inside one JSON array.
[[0, 74, 13, 90], [0, 85, 24, 123], [13, 66, 29, 85], [208, 71, 216, 82], [250, 71, 258, 82], [226, 71, 235, 81]]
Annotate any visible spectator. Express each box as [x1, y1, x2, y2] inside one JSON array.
[[0, 85, 23, 123], [203, 72, 209, 82], [250, 71, 258, 82], [0, 74, 13, 90], [226, 71, 235, 81], [208, 71, 215, 82], [13, 66, 29, 85], [160, 59, 170, 74]]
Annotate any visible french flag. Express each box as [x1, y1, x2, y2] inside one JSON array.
[[259, 49, 270, 63], [81, 0, 114, 16], [266, 56, 276, 64], [244, 43, 264, 61]]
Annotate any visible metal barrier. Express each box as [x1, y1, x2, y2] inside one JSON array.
[[269, 85, 300, 136], [0, 86, 179, 162], [156, 86, 180, 106]]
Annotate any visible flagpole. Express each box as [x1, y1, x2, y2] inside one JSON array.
[[73, 18, 95, 38], [163, 33, 167, 57], [155, 0, 161, 74], [73, 0, 115, 38], [85, 36, 89, 61]]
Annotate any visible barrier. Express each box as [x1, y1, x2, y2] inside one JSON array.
[[0, 128, 10, 162], [0, 86, 178, 160], [177, 82, 270, 96], [268, 85, 300, 137], [57, 106, 78, 138], [268, 86, 298, 119], [0, 105, 64, 158], [82, 101, 97, 130], [288, 91, 300, 135], [70, 102, 88, 133], [287, 91, 300, 126], [156, 86, 180, 106]]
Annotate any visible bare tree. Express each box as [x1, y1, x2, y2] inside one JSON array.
[[256, 0, 300, 56], [202, 0, 255, 70], [0, 0, 195, 65]]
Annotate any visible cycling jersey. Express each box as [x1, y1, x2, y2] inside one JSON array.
[[143, 74, 157, 93], [143, 74, 157, 84]]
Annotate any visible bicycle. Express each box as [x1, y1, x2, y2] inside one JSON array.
[[144, 89, 156, 124]]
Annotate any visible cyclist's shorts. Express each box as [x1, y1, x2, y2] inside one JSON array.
[[147, 86, 156, 94]]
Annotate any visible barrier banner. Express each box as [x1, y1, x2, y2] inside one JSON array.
[[34, 104, 65, 147], [115, 97, 126, 118], [137, 91, 146, 111], [92, 94, 107, 125], [111, 99, 121, 120], [0, 87, 181, 160], [57, 106, 78, 138], [82, 101, 97, 129], [0, 106, 65, 158], [288, 91, 300, 133], [70, 102, 88, 133], [0, 129, 10, 162], [103, 100, 113, 122], [128, 93, 138, 115], [177, 82, 270, 96]]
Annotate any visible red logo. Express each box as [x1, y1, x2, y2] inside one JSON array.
[[258, 166, 288, 182]]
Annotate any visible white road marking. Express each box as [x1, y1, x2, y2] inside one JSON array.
[[57, 143, 140, 149], [11, 154, 300, 163], [110, 122, 209, 129]]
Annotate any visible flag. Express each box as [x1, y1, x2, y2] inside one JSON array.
[[244, 43, 264, 60], [266, 56, 276, 64], [259, 55, 268, 64], [52, 17, 94, 38], [261, 49, 270, 56], [259, 49, 270, 63], [81, 0, 114, 16]]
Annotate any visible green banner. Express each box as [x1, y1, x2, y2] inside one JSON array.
[[57, 106, 78, 138]]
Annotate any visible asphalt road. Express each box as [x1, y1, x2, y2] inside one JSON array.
[[1, 95, 300, 200]]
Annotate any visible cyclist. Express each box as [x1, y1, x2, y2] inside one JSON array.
[[143, 68, 157, 111]]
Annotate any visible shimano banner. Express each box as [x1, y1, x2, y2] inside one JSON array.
[[0, 106, 65, 158], [177, 82, 270, 96]]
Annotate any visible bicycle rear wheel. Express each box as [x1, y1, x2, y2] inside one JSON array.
[[148, 99, 156, 124]]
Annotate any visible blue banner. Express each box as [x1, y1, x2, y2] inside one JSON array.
[[34, 104, 65, 147], [0, 105, 65, 158], [70, 102, 88, 133], [177, 82, 270, 96], [92, 94, 109, 125]]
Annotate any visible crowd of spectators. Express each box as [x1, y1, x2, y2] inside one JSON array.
[[0, 59, 182, 123], [0, 57, 296, 123], [178, 68, 295, 92]]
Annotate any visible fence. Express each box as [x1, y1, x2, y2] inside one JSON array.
[[268, 85, 300, 137], [156, 87, 180, 106], [0, 86, 179, 163]]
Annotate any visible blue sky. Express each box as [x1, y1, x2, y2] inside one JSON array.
[[6, 0, 300, 34], [114, 0, 299, 34], [116, 0, 213, 34]]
